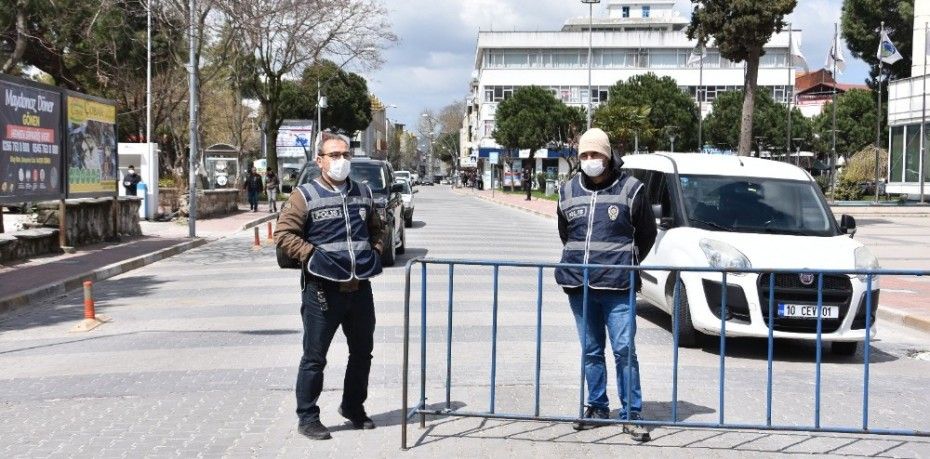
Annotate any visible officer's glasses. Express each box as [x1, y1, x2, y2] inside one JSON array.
[[320, 151, 353, 160]]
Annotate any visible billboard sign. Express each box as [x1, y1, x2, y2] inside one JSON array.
[[66, 93, 118, 197], [0, 76, 63, 203]]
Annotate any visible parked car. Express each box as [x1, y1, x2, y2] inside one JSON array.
[[296, 157, 406, 266], [394, 170, 412, 185], [622, 153, 879, 356], [397, 178, 416, 227], [411, 173, 420, 185]]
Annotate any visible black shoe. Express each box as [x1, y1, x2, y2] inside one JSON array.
[[623, 412, 651, 442], [338, 406, 376, 430], [297, 421, 332, 440], [572, 406, 610, 431]]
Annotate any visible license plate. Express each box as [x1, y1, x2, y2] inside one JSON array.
[[777, 304, 839, 319]]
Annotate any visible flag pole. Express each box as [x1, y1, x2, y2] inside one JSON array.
[[698, 44, 704, 152], [787, 23, 793, 160], [875, 21, 884, 203], [830, 23, 839, 199], [920, 21, 927, 203]]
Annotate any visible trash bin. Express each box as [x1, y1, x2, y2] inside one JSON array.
[[545, 179, 556, 197]]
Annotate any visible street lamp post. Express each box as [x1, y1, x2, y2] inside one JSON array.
[[582, 0, 600, 130]]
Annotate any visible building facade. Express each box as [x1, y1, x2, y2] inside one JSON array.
[[886, 0, 930, 198], [466, 0, 800, 185]]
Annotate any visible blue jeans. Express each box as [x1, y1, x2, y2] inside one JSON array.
[[296, 279, 375, 424], [568, 288, 642, 418]]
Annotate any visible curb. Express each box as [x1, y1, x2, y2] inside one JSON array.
[[240, 213, 278, 231], [0, 238, 209, 316], [455, 189, 555, 220], [877, 307, 930, 335]]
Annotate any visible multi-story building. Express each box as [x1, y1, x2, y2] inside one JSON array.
[[886, 0, 930, 199], [466, 0, 800, 185]]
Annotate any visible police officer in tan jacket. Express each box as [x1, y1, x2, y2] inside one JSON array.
[[274, 134, 384, 440]]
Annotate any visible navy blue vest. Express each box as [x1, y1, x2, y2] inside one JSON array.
[[296, 179, 382, 281], [554, 173, 643, 290]]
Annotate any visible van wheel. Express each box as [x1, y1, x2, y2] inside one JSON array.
[[381, 232, 396, 267], [667, 275, 701, 348], [831, 341, 859, 356]]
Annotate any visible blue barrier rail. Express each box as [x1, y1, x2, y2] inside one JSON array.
[[400, 258, 930, 450]]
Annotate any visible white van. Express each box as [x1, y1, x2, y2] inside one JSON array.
[[622, 153, 880, 355]]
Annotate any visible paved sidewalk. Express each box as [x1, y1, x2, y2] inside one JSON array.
[[452, 187, 557, 219], [0, 203, 278, 314], [454, 187, 930, 336]]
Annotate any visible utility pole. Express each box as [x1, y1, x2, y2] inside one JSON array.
[[187, 0, 199, 238]]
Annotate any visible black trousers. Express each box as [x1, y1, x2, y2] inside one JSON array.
[[296, 279, 375, 424]]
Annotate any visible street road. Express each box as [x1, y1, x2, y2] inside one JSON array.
[[1, 186, 929, 457]]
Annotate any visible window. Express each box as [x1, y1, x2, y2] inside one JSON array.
[[642, 6, 650, 17], [484, 120, 495, 137], [905, 124, 921, 182], [890, 126, 904, 182], [622, 6, 630, 17], [649, 51, 679, 68]]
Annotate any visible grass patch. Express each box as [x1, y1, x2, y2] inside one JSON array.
[[501, 189, 559, 201]]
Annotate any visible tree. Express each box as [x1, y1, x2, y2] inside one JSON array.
[[300, 60, 373, 135], [226, 0, 396, 175], [703, 90, 810, 154], [553, 104, 586, 175], [812, 89, 880, 158], [594, 104, 655, 153], [841, 0, 914, 84], [688, 0, 797, 156], [602, 73, 700, 152], [493, 86, 567, 197]]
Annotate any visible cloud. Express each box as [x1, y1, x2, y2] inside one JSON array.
[[368, 0, 870, 131]]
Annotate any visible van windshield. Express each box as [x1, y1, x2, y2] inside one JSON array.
[[678, 175, 838, 237], [298, 162, 388, 194]]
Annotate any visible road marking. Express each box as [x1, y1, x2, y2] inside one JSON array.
[[882, 288, 917, 294]]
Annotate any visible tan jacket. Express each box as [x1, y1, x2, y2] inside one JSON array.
[[274, 181, 385, 265]]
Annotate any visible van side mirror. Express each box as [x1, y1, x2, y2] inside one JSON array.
[[652, 204, 673, 230], [840, 214, 857, 237]]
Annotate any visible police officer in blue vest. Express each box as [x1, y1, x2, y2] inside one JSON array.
[[555, 128, 657, 441], [274, 134, 384, 440]]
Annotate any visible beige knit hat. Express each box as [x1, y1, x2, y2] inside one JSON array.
[[578, 128, 611, 159]]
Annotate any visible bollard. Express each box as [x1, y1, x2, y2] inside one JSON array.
[[70, 280, 111, 332], [253, 226, 261, 248], [267, 221, 274, 241], [83, 281, 95, 320]]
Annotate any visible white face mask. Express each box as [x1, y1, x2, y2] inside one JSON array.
[[326, 158, 351, 182], [581, 159, 606, 177]]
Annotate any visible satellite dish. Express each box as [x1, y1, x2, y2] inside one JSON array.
[[216, 174, 229, 186]]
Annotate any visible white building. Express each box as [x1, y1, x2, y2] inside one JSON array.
[[467, 0, 800, 185], [886, 0, 930, 198]]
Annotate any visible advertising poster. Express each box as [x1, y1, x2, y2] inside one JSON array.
[[0, 77, 63, 203], [67, 93, 117, 196], [276, 121, 314, 161]]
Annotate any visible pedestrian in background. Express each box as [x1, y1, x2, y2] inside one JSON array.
[[123, 165, 142, 196], [554, 128, 657, 441], [265, 170, 280, 213], [274, 133, 384, 441], [244, 167, 263, 212]]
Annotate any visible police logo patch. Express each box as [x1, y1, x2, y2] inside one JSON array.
[[566, 207, 587, 221], [311, 208, 344, 221], [359, 208, 367, 221], [607, 205, 620, 221]]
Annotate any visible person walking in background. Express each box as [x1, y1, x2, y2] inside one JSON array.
[[244, 167, 263, 212], [266, 170, 280, 213]]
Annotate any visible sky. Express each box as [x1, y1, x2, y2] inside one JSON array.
[[363, 0, 872, 131]]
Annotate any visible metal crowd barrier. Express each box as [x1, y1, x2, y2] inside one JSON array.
[[400, 258, 930, 450]]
